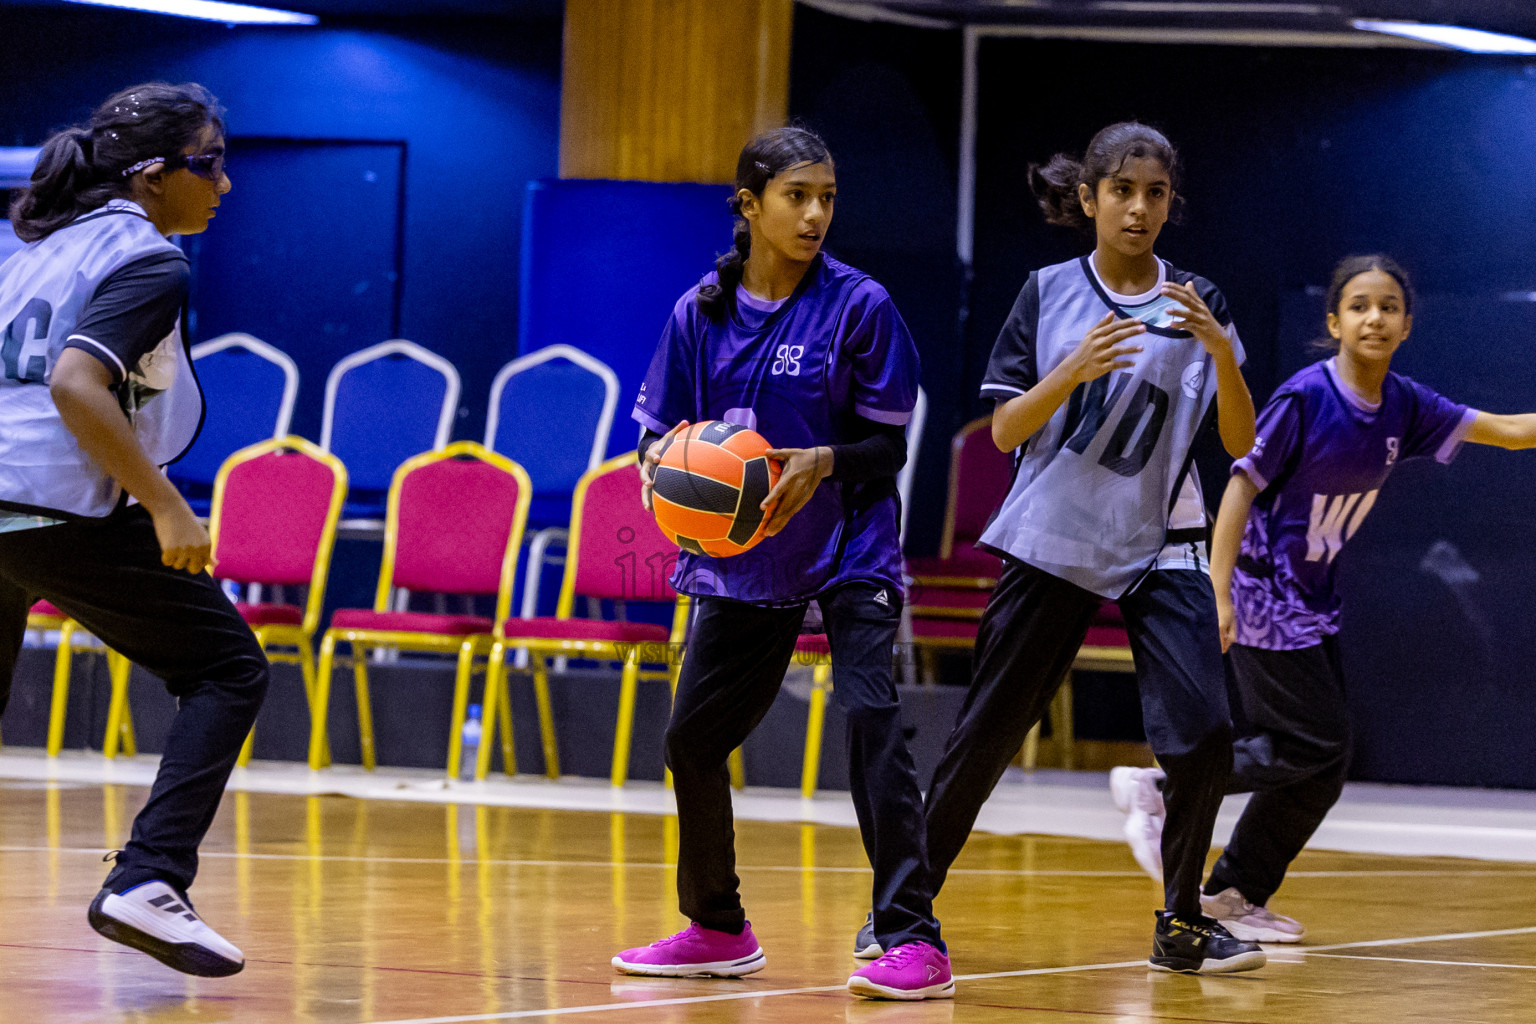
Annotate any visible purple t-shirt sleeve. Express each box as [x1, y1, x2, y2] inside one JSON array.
[[1402, 380, 1474, 463], [632, 296, 697, 436], [1232, 392, 1303, 492], [846, 293, 919, 426]]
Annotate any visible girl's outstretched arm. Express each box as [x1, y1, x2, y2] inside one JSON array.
[[1466, 411, 1536, 450], [1211, 472, 1260, 653]]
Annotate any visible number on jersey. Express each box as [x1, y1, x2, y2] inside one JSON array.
[[1, 298, 52, 383]]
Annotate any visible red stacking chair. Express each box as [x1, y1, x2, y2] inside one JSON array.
[[905, 415, 1013, 682], [900, 415, 1137, 770], [309, 442, 531, 776], [906, 414, 1013, 582], [28, 601, 135, 758], [484, 452, 687, 787], [1021, 602, 1136, 771], [796, 634, 833, 798], [206, 436, 348, 767]]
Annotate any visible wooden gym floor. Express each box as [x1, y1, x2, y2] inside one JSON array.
[[3, 776, 1535, 1023]]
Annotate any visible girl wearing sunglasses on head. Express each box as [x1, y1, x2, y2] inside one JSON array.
[[0, 82, 260, 978]]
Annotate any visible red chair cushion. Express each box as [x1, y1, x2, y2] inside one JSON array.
[[907, 543, 1001, 581], [30, 600, 65, 618], [393, 457, 526, 595], [329, 609, 493, 635], [794, 633, 829, 655], [570, 463, 679, 602], [909, 618, 981, 641], [1095, 602, 1125, 626], [950, 425, 1014, 542], [496, 617, 669, 642], [909, 613, 1126, 648], [236, 602, 304, 626], [1084, 624, 1130, 648], [908, 587, 990, 612]]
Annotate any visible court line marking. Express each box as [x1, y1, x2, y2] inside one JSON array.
[[1295, 924, 1536, 953], [356, 985, 847, 1024], [4, 837, 1531, 1023], [1305, 952, 1536, 970], [351, 925, 1536, 1024], [4, 846, 1535, 879], [355, 959, 1150, 1024], [0, 845, 1135, 874]]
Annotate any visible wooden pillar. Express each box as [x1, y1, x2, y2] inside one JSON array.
[[560, 0, 794, 184]]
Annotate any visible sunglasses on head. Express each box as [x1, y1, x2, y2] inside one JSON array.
[[120, 150, 226, 181]]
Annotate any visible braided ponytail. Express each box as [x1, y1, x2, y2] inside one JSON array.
[[697, 200, 752, 321], [696, 126, 833, 322], [10, 82, 224, 243]]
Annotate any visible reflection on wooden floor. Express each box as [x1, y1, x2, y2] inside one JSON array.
[[3, 781, 1536, 1023]]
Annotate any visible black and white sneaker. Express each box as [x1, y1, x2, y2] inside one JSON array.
[[852, 911, 882, 960], [88, 881, 245, 977], [1149, 910, 1265, 975]]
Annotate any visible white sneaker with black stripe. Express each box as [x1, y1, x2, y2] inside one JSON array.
[[1109, 766, 1166, 882], [88, 881, 244, 977]]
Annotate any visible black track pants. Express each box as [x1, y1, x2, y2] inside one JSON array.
[[0, 505, 270, 895], [1206, 639, 1349, 907], [666, 582, 942, 950], [924, 557, 1233, 918]]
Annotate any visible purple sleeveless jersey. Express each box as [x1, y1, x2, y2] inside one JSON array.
[[1231, 357, 1475, 649], [633, 253, 919, 605]]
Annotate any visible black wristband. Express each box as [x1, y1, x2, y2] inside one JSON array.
[[827, 423, 907, 483]]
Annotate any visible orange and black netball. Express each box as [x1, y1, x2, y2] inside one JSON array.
[[651, 421, 781, 557]]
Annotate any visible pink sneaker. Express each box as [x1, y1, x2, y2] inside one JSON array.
[[847, 941, 954, 1000], [611, 921, 766, 977]]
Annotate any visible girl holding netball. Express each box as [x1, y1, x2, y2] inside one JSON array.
[[1191, 254, 1536, 941], [616, 126, 952, 1000], [912, 122, 1264, 974], [0, 82, 263, 977]]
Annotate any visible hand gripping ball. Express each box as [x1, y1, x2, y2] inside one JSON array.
[[651, 421, 782, 557]]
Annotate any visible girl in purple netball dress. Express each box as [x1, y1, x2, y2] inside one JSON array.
[[1198, 255, 1536, 941], [613, 126, 951, 1001]]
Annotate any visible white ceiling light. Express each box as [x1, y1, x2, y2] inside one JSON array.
[[1096, 3, 1335, 12], [1351, 19, 1536, 54], [63, 0, 317, 25]]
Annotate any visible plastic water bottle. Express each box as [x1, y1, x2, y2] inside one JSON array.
[[459, 704, 483, 780]]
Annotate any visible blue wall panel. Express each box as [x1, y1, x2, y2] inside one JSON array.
[[0, 7, 559, 621], [0, 9, 561, 440], [518, 178, 728, 458]]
